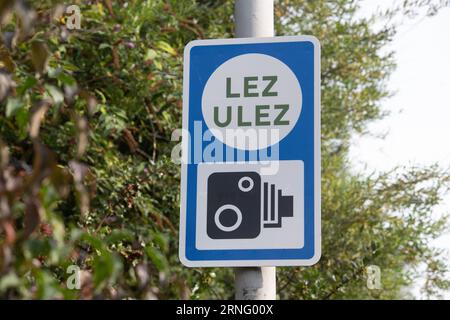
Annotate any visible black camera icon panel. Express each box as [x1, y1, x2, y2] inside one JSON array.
[[207, 172, 261, 239], [207, 171, 294, 240]]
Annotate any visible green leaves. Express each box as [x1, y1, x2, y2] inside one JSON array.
[[5, 98, 24, 117], [45, 85, 64, 106], [98, 105, 127, 137], [0, 272, 20, 292], [30, 41, 50, 75], [79, 232, 124, 291], [145, 48, 158, 61], [155, 41, 177, 56], [16, 76, 37, 95], [145, 246, 169, 272], [92, 250, 123, 290]]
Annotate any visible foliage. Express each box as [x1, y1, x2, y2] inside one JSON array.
[[0, 0, 449, 299]]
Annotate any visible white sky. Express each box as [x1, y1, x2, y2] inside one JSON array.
[[352, 1, 450, 298]]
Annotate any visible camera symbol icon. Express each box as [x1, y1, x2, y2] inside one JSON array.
[[207, 171, 294, 239]]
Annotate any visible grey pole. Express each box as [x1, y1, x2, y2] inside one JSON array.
[[234, 0, 276, 300], [235, 0, 274, 38]]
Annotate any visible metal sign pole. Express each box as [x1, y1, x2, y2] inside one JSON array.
[[234, 0, 276, 300]]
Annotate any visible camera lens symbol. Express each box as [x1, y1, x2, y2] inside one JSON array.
[[214, 204, 243, 232], [238, 176, 254, 192]]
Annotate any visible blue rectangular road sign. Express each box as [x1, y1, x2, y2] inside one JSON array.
[[179, 36, 320, 267]]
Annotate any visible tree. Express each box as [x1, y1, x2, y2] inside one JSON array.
[[0, 0, 448, 299]]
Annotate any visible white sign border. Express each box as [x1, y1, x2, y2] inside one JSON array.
[[179, 35, 321, 267]]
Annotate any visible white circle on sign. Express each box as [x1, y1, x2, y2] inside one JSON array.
[[214, 204, 243, 232], [202, 53, 302, 150], [238, 176, 254, 192]]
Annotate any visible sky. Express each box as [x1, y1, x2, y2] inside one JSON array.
[[352, 1, 450, 298]]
